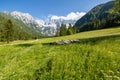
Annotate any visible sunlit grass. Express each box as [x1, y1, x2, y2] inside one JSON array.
[[38, 27, 120, 43], [0, 27, 120, 79]]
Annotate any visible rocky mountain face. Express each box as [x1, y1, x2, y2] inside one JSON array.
[[3, 11, 56, 36]]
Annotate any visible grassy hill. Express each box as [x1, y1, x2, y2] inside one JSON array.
[[0, 27, 120, 80]]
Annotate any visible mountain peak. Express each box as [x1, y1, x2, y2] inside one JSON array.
[[10, 11, 34, 24], [3, 11, 85, 36]]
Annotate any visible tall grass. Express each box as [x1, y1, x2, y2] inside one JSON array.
[[0, 27, 120, 80]]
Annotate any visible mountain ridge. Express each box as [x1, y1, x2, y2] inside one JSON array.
[[3, 11, 85, 36], [75, 1, 120, 32]]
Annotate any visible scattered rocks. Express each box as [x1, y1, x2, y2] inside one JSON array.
[[50, 39, 80, 45]]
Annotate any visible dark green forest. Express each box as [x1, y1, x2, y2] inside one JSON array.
[[75, 0, 120, 32]]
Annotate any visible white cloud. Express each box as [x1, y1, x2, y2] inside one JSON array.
[[51, 12, 86, 20]]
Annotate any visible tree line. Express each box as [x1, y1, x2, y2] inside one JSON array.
[[0, 15, 37, 43], [55, 24, 76, 37], [78, 14, 120, 32]]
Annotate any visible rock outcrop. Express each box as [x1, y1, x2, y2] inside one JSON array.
[[50, 39, 80, 45]]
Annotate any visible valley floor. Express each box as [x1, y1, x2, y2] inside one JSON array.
[[0, 27, 120, 80]]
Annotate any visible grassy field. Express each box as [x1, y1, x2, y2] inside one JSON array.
[[0, 27, 120, 80]]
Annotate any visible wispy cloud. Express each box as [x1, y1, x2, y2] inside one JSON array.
[[50, 12, 86, 20]]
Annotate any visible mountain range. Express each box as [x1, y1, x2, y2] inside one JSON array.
[[1, 1, 119, 38], [2, 11, 85, 36]]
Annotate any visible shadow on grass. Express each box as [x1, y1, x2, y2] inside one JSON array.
[[80, 34, 120, 45], [42, 35, 120, 46], [15, 43, 35, 47]]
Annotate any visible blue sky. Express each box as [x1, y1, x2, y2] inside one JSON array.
[[0, 0, 111, 19]]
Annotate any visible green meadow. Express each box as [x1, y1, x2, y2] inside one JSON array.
[[0, 27, 120, 80]]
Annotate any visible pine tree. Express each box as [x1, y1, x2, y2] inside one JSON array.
[[3, 19, 14, 43], [60, 24, 67, 36], [67, 24, 73, 35]]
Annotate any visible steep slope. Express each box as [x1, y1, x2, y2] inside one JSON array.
[[0, 13, 42, 40], [4, 11, 85, 36], [3, 11, 43, 36], [75, 1, 120, 32], [2, 11, 86, 36], [5, 11, 57, 36]]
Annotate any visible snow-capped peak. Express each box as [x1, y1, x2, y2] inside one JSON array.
[[11, 11, 35, 24], [35, 19, 45, 27], [5, 11, 57, 36], [3, 11, 85, 36]]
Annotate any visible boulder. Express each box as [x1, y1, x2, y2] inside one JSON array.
[[50, 39, 80, 45]]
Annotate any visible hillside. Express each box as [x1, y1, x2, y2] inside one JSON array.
[[0, 13, 42, 42], [0, 13, 42, 37], [75, 1, 120, 32], [0, 27, 120, 79]]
